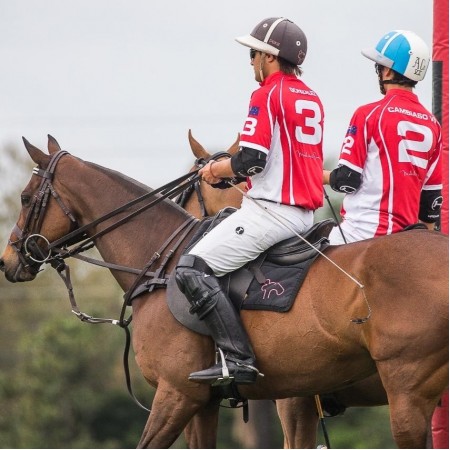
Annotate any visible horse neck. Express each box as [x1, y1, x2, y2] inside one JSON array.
[[57, 158, 193, 290]]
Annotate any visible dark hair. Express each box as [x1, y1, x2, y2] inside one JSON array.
[[278, 56, 303, 77], [375, 63, 417, 88], [391, 69, 418, 88]]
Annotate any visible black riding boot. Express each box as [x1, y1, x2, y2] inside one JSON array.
[[175, 254, 260, 385]]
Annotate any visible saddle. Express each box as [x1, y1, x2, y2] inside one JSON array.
[[166, 209, 335, 336]]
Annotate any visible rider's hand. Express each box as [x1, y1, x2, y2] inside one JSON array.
[[199, 161, 221, 185]]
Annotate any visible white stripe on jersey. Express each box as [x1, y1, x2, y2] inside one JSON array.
[[341, 137, 384, 238], [377, 98, 396, 234], [423, 152, 442, 186], [278, 77, 295, 204]]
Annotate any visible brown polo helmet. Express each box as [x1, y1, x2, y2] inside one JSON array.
[[235, 17, 307, 66]]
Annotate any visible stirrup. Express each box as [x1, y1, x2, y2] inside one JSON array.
[[210, 348, 264, 387], [211, 348, 232, 386]]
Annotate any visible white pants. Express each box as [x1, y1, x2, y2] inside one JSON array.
[[189, 196, 313, 277]]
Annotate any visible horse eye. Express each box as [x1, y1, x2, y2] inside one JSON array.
[[21, 194, 31, 206]]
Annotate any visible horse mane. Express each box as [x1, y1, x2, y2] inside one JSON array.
[[83, 160, 191, 216]]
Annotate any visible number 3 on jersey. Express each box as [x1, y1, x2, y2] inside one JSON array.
[[242, 117, 258, 136], [242, 100, 323, 143], [295, 100, 323, 145]]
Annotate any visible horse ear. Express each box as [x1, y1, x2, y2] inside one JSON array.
[[227, 133, 240, 156], [47, 134, 61, 154], [188, 129, 210, 159], [22, 137, 51, 168]]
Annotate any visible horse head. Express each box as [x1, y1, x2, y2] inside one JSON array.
[[184, 130, 244, 217], [0, 136, 78, 282]]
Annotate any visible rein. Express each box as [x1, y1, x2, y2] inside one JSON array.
[[49, 170, 201, 253], [174, 151, 231, 218]]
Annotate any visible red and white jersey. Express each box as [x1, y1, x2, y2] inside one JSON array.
[[338, 89, 442, 238], [239, 72, 324, 210]]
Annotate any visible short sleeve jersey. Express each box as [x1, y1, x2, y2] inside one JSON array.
[[338, 89, 442, 236], [239, 72, 324, 210]]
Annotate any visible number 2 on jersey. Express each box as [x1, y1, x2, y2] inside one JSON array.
[[397, 121, 433, 169]]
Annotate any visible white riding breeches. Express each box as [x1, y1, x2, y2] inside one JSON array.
[[188, 196, 313, 277], [328, 219, 377, 245]]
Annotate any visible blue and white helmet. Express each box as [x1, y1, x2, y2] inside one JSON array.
[[361, 30, 430, 82]]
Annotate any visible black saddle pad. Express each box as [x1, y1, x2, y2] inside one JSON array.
[[166, 219, 334, 335], [239, 257, 316, 312]]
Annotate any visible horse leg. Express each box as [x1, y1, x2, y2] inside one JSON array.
[[377, 357, 447, 448], [137, 382, 209, 449], [183, 398, 221, 448], [276, 396, 319, 449], [387, 392, 437, 448]]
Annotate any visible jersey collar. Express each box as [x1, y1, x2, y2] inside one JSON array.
[[259, 71, 297, 87]]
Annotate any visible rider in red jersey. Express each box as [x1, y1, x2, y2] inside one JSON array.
[[176, 17, 324, 385], [324, 30, 442, 244]]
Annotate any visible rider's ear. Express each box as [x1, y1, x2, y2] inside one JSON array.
[[22, 137, 51, 169], [47, 135, 61, 154]]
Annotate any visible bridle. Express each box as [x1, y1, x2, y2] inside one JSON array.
[[9, 149, 221, 275], [8, 150, 77, 272], [7, 148, 225, 412]]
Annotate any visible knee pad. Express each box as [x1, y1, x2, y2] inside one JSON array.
[[175, 255, 220, 317]]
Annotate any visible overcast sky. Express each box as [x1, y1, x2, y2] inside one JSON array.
[[0, 0, 434, 186]]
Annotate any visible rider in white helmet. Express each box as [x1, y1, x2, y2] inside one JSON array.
[[324, 30, 442, 244]]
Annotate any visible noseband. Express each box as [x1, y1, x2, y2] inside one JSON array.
[[9, 150, 77, 269]]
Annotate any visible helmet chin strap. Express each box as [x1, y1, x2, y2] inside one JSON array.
[[376, 66, 387, 95], [259, 53, 266, 82]]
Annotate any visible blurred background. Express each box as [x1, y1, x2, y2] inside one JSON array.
[[0, 0, 434, 447]]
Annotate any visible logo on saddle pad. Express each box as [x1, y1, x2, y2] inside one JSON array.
[[261, 279, 285, 299]]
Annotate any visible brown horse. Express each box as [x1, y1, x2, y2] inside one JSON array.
[[184, 132, 389, 448], [1, 136, 448, 449]]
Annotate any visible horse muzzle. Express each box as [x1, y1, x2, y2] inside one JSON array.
[[0, 248, 41, 283]]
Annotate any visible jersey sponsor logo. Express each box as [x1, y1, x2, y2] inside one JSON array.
[[400, 169, 419, 177], [235, 226, 245, 235], [296, 150, 321, 159], [347, 125, 357, 135], [338, 185, 357, 194], [247, 165, 264, 175], [432, 196, 443, 210], [387, 107, 429, 120], [249, 106, 260, 116]]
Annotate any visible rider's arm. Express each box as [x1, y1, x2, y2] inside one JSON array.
[[419, 189, 442, 227], [328, 165, 362, 194], [200, 147, 266, 186]]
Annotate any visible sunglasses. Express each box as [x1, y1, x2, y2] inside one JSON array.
[[249, 48, 258, 59]]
